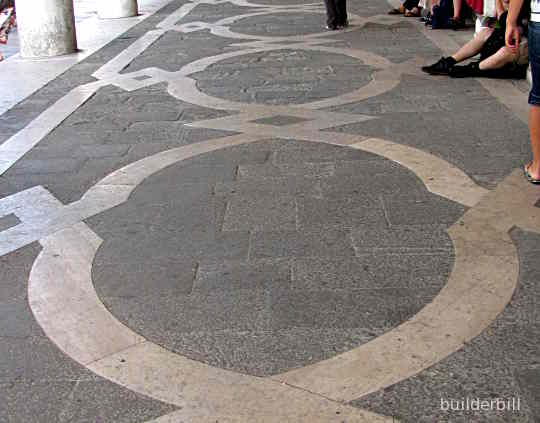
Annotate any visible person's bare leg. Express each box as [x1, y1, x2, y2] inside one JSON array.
[[527, 105, 540, 180], [452, 28, 493, 63], [478, 46, 517, 70], [453, 0, 462, 19]]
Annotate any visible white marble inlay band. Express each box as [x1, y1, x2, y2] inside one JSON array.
[[353, 138, 489, 207]]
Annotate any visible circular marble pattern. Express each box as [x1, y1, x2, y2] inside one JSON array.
[[90, 140, 459, 376], [194, 49, 374, 106]]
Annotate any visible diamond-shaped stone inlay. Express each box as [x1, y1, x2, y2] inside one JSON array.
[[251, 115, 311, 127]]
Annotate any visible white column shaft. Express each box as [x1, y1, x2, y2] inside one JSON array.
[[16, 0, 77, 58], [98, 0, 139, 19]]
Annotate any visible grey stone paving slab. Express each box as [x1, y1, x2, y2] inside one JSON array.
[[269, 287, 442, 330], [383, 193, 467, 226], [3, 158, 88, 176], [296, 195, 387, 230], [92, 258, 198, 298], [238, 161, 337, 179], [292, 255, 451, 291], [271, 141, 378, 164], [516, 368, 540, 422], [1, 380, 177, 423], [193, 259, 291, 293], [101, 288, 269, 334], [0, 244, 40, 302], [350, 224, 453, 254], [249, 229, 356, 259], [222, 194, 297, 231]]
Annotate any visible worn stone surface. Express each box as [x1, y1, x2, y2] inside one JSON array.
[[350, 229, 540, 422], [91, 140, 455, 376], [0, 0, 538, 420]]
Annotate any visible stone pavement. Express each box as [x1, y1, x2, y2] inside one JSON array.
[[1, 0, 540, 422]]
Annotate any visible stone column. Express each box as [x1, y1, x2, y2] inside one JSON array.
[[16, 0, 78, 58], [98, 0, 139, 19]]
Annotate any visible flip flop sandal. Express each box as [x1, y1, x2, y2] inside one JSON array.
[[524, 163, 540, 184]]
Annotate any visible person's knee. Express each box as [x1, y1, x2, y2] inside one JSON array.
[[498, 46, 518, 61]]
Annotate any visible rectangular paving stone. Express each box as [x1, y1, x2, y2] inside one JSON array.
[[238, 161, 336, 180], [271, 142, 376, 164], [292, 255, 451, 291], [249, 230, 356, 259], [382, 193, 466, 226], [269, 288, 441, 330], [5, 158, 87, 176], [93, 258, 198, 298], [350, 224, 453, 254], [222, 194, 297, 232], [26, 144, 131, 160], [102, 288, 269, 334], [94, 230, 250, 265], [214, 176, 324, 198], [319, 172, 427, 198], [193, 259, 291, 293], [516, 368, 540, 421], [297, 196, 386, 230]]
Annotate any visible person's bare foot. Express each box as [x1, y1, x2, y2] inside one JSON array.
[[524, 162, 540, 184]]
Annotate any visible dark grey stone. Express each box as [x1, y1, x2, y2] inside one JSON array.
[[0, 213, 20, 232], [222, 194, 297, 231], [350, 224, 453, 254], [169, 327, 387, 377], [0, 379, 177, 423], [269, 287, 442, 330], [382, 193, 467, 226], [193, 259, 291, 293], [251, 115, 310, 126], [249, 229, 356, 259], [516, 367, 540, 422], [296, 195, 386, 230], [293, 254, 452, 290]]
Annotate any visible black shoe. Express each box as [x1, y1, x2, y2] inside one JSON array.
[[421, 57, 456, 75], [449, 62, 480, 78], [326, 24, 337, 30], [448, 17, 465, 30]]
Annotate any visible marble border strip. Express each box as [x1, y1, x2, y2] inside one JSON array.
[[0, 80, 107, 175], [353, 137, 489, 207]]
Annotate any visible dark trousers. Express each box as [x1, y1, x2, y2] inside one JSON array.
[[324, 0, 347, 27]]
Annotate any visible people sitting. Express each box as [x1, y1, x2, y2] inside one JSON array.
[[421, 0, 529, 78], [388, 0, 422, 17]]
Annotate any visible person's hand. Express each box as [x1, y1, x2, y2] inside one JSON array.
[[505, 21, 520, 50]]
